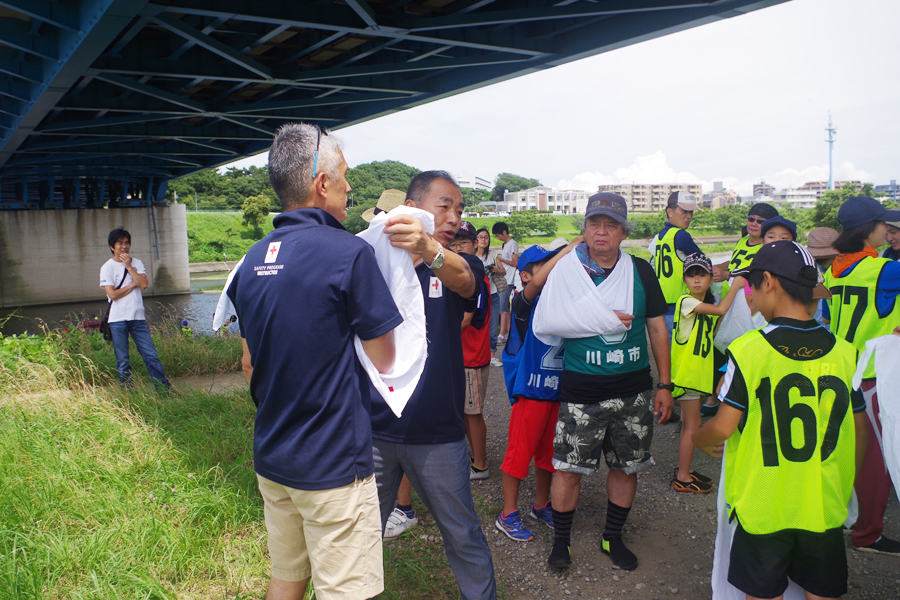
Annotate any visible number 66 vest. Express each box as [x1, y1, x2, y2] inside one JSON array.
[[724, 329, 858, 535]]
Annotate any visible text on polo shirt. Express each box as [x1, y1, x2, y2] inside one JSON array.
[[584, 346, 641, 366], [254, 264, 284, 276]]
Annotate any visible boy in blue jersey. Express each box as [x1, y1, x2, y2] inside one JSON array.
[[496, 238, 582, 542]]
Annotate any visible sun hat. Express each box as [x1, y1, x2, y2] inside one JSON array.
[[361, 189, 406, 222], [805, 227, 839, 258]]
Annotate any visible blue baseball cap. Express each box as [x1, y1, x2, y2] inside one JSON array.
[[517, 245, 561, 274], [760, 215, 797, 240], [838, 196, 900, 230]]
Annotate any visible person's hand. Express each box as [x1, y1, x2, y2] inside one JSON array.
[[697, 443, 724, 459], [492, 263, 505, 274], [712, 267, 728, 283], [654, 389, 673, 424], [614, 311, 634, 329], [384, 214, 437, 257], [731, 275, 745, 289], [893, 326, 900, 337], [569, 235, 584, 247], [120, 252, 132, 269]]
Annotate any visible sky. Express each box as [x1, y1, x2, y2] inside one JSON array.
[[224, 0, 900, 197]]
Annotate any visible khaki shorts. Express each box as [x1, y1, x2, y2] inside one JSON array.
[[257, 473, 383, 600], [464, 366, 489, 415]]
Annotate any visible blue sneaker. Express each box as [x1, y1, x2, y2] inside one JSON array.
[[495, 509, 534, 542], [528, 501, 554, 528]]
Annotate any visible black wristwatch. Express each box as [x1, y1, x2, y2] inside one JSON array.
[[657, 382, 675, 391]]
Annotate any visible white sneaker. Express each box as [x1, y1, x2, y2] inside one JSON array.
[[383, 507, 418, 541], [490, 357, 503, 367], [497, 334, 508, 345]]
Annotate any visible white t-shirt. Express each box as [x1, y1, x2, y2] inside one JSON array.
[[478, 249, 500, 294], [501, 238, 519, 286], [100, 257, 146, 322], [675, 295, 703, 344]]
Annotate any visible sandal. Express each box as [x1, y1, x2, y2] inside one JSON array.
[[673, 468, 713, 484], [672, 477, 713, 494]]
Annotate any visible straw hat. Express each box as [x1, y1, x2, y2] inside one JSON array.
[[361, 189, 407, 222], [805, 227, 839, 258]]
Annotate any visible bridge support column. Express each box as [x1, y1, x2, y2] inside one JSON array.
[[0, 204, 189, 308]]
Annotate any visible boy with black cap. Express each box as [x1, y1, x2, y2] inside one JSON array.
[[694, 240, 868, 600], [496, 237, 581, 542]]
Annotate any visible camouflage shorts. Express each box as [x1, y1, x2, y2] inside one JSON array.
[[552, 390, 655, 475]]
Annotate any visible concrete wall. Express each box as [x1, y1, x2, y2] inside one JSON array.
[[0, 205, 189, 307]]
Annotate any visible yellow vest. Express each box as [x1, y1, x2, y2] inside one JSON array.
[[724, 329, 858, 534], [825, 256, 898, 379], [671, 294, 719, 395], [727, 236, 763, 273], [654, 226, 688, 304]]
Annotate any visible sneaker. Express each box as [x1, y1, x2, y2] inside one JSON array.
[[495, 509, 534, 542], [528, 501, 554, 528], [548, 539, 571, 567], [470, 464, 489, 480], [490, 357, 503, 367], [383, 507, 418, 541], [855, 535, 900, 556], [672, 477, 714, 494], [497, 334, 508, 345], [700, 402, 720, 417], [601, 535, 638, 570]]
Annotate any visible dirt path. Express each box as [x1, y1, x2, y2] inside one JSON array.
[[175, 367, 900, 599]]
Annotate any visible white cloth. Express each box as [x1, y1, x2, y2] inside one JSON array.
[[99, 257, 146, 322], [711, 445, 805, 600], [212, 255, 245, 332], [479, 248, 500, 294], [501, 238, 519, 285], [353, 205, 432, 418], [852, 334, 900, 492], [532, 250, 634, 347], [713, 290, 756, 354]]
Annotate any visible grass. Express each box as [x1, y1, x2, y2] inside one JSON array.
[[186, 213, 276, 263], [0, 325, 500, 599]]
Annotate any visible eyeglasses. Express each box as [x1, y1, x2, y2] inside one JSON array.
[[747, 216, 766, 224], [311, 124, 329, 180]]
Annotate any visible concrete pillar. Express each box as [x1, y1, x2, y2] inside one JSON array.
[[0, 204, 189, 308]]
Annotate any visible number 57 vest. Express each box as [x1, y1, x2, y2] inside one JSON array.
[[824, 256, 897, 379], [724, 329, 858, 535]]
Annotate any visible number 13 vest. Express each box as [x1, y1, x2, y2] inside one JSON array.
[[724, 329, 858, 535]]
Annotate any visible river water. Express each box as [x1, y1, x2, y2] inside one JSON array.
[[0, 271, 230, 337]]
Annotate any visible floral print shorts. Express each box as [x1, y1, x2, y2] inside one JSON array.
[[552, 389, 655, 475]]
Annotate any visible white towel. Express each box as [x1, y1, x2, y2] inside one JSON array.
[[212, 255, 245, 332], [852, 334, 900, 490], [353, 205, 432, 418], [532, 249, 634, 347]]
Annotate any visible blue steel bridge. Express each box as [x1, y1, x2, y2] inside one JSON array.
[[0, 0, 788, 210]]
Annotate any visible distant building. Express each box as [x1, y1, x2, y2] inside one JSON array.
[[772, 188, 818, 209], [702, 181, 738, 210], [501, 186, 587, 214], [742, 195, 774, 207], [596, 183, 702, 212], [455, 175, 492, 191], [797, 180, 862, 199], [875, 180, 899, 202], [753, 181, 776, 197]]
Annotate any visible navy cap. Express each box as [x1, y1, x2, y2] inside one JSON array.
[[584, 192, 628, 223], [732, 240, 819, 288], [837, 196, 900, 230], [453, 220, 477, 241], [760, 215, 797, 241], [517, 245, 561, 274], [683, 253, 712, 274]]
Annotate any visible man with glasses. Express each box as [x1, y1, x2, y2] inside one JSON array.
[[651, 191, 703, 338], [228, 122, 401, 600], [713, 202, 780, 281]]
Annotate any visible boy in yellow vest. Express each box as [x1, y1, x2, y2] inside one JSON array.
[[693, 240, 867, 600]]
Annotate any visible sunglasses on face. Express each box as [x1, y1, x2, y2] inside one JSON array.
[[747, 216, 766, 224]]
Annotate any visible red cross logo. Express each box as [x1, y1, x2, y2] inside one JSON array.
[[432, 279, 440, 292], [388, 386, 394, 392], [269, 246, 278, 256]]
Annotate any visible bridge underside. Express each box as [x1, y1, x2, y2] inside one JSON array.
[[0, 0, 788, 210]]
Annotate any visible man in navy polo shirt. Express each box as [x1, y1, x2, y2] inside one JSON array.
[[228, 123, 401, 600], [376, 170, 498, 600]]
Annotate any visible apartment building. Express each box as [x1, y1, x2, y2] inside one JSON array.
[[502, 187, 587, 214], [596, 183, 702, 212]]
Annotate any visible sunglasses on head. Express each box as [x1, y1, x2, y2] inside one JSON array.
[[311, 124, 329, 180], [747, 216, 766, 224]]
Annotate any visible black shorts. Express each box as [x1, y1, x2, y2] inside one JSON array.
[[728, 524, 847, 599]]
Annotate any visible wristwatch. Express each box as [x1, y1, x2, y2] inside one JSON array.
[[427, 245, 445, 271], [657, 382, 675, 391]]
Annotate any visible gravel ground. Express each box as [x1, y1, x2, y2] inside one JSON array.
[[472, 350, 900, 600]]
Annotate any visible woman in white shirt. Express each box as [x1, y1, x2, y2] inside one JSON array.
[[475, 228, 504, 362]]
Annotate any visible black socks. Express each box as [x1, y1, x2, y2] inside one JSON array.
[[549, 508, 575, 567], [603, 500, 630, 540]]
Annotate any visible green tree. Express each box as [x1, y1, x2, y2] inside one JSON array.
[[461, 187, 491, 208], [506, 210, 557, 240], [491, 173, 542, 204], [812, 182, 878, 230], [241, 194, 271, 238]]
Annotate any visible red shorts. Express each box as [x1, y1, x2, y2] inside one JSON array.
[[501, 397, 559, 479]]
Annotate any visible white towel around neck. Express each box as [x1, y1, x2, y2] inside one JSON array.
[[532, 249, 634, 347]]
